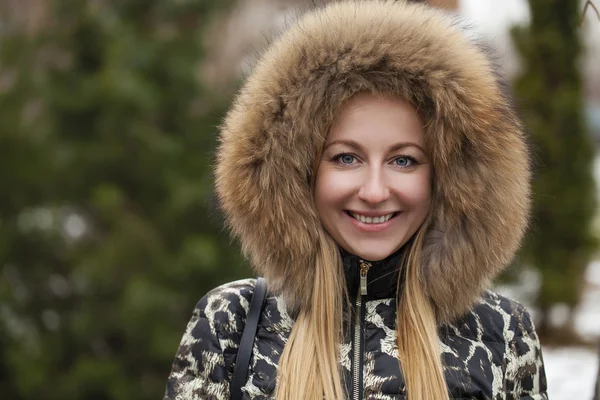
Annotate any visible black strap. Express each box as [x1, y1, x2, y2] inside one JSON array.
[[230, 277, 267, 400]]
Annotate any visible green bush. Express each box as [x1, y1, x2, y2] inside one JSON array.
[[512, 0, 597, 336], [0, 1, 248, 399]]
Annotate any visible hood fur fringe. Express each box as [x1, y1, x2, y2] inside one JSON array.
[[215, 0, 530, 322]]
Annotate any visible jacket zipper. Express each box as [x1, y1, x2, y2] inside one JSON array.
[[352, 260, 371, 400]]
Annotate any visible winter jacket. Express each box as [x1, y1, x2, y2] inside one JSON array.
[[165, 1, 548, 399], [165, 253, 547, 399]]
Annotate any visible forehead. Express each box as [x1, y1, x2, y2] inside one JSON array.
[[327, 92, 425, 145]]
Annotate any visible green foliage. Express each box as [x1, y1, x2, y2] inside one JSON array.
[[512, 1, 596, 322], [0, 1, 247, 399]]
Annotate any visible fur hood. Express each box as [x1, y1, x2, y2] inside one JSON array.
[[214, 0, 530, 322]]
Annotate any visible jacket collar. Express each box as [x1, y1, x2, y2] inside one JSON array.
[[341, 248, 405, 301]]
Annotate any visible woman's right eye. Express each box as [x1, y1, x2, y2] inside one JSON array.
[[333, 154, 356, 165]]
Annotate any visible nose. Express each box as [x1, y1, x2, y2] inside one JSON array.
[[358, 168, 390, 205]]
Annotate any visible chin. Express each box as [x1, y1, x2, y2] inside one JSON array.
[[349, 246, 399, 262]]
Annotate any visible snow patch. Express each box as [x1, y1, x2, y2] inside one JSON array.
[[543, 346, 599, 399]]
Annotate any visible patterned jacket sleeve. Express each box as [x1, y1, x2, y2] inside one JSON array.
[[163, 280, 253, 400], [505, 301, 549, 399]]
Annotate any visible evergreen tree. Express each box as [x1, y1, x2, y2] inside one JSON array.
[[512, 0, 596, 338], [0, 1, 245, 399]]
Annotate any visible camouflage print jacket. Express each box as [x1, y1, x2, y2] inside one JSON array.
[[164, 253, 548, 400]]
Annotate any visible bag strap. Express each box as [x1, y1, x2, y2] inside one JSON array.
[[230, 277, 267, 400]]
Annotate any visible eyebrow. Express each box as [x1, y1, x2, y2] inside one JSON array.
[[324, 139, 426, 154]]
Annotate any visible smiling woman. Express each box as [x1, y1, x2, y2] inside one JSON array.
[[164, 1, 548, 399], [315, 93, 431, 262]]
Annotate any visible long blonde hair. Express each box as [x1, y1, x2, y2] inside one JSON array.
[[275, 86, 447, 398], [275, 231, 347, 399], [396, 217, 448, 400], [276, 219, 448, 400], [275, 218, 449, 399]]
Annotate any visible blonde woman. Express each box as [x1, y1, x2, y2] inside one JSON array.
[[164, 1, 548, 399]]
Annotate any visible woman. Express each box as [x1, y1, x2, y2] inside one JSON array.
[[164, 1, 548, 399]]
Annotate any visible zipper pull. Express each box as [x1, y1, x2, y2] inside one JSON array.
[[359, 260, 371, 296]]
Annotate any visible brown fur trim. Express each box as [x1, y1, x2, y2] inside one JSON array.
[[215, 0, 530, 322]]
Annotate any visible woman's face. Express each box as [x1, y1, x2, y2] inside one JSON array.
[[315, 92, 431, 261]]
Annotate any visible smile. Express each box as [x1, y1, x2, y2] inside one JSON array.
[[348, 211, 397, 224]]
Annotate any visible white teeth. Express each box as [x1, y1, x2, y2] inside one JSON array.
[[350, 212, 394, 224]]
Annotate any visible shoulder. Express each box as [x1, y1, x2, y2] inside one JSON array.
[[440, 294, 548, 398], [477, 290, 537, 335], [164, 279, 258, 399], [187, 278, 263, 343], [196, 278, 257, 318], [177, 278, 259, 360], [441, 290, 537, 344], [179, 278, 258, 343]]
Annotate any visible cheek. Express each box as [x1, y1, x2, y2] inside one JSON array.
[[396, 172, 432, 210], [315, 167, 355, 209]]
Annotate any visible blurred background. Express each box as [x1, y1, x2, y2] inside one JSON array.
[[0, 0, 598, 399]]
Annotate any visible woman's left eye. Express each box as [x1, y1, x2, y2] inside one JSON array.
[[340, 154, 355, 164], [394, 156, 416, 167]]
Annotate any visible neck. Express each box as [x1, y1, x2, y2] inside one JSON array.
[[340, 247, 405, 300]]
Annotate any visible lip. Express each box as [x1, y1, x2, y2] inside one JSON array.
[[346, 210, 398, 218], [344, 210, 400, 232]]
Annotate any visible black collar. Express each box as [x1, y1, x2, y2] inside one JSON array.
[[341, 247, 405, 300]]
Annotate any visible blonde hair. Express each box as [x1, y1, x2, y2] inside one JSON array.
[[396, 218, 449, 400], [276, 89, 447, 398], [275, 220, 449, 399], [275, 231, 347, 399]]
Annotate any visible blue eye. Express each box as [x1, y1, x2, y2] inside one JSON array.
[[338, 154, 355, 164], [395, 156, 413, 167]]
